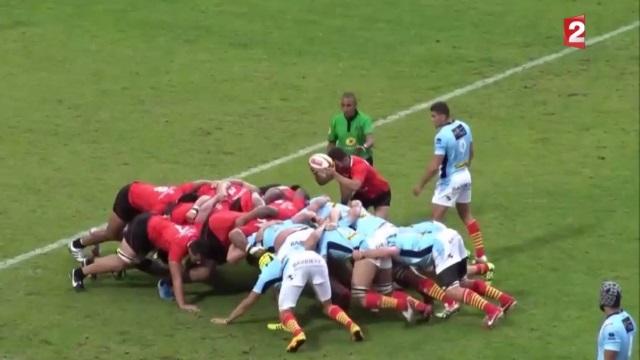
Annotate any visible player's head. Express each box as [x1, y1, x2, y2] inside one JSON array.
[[430, 101, 451, 127], [347, 199, 364, 222], [291, 185, 310, 205], [245, 245, 265, 267], [327, 147, 350, 170], [599, 281, 622, 312], [262, 187, 284, 204], [188, 239, 215, 264], [258, 184, 281, 196], [341, 92, 358, 118], [258, 252, 275, 270]]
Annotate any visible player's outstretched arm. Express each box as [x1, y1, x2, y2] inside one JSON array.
[[331, 169, 362, 192], [190, 179, 217, 187], [169, 261, 199, 313], [225, 179, 259, 193], [235, 206, 278, 227], [291, 209, 317, 224], [413, 155, 444, 196], [304, 224, 326, 250], [306, 195, 331, 212], [211, 291, 260, 325]]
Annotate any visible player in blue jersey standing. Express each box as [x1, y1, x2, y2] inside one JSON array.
[[412, 101, 488, 262], [597, 281, 636, 360]]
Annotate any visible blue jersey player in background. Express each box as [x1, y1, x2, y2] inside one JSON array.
[[412, 101, 489, 263], [597, 281, 636, 360]]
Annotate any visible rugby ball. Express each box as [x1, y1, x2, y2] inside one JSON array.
[[308, 153, 334, 170]]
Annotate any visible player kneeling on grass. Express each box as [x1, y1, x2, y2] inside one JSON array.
[[354, 221, 516, 328], [70, 213, 215, 313], [211, 241, 363, 353]]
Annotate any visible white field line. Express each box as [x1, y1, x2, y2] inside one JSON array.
[[0, 21, 637, 271]]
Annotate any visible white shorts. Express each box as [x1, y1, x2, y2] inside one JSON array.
[[433, 228, 469, 275], [278, 251, 331, 310], [432, 169, 472, 207], [363, 222, 396, 270], [276, 228, 315, 261]]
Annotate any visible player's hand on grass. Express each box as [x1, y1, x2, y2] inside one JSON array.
[[179, 304, 200, 313], [412, 185, 423, 197], [211, 317, 230, 325]]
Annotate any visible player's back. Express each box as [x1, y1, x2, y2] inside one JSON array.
[[262, 220, 305, 250], [318, 227, 362, 260], [388, 231, 435, 267], [351, 212, 388, 237], [315, 201, 349, 221], [435, 120, 472, 179], [403, 220, 447, 235], [597, 310, 636, 360]]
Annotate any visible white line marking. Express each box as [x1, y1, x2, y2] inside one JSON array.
[[1, 21, 637, 271]]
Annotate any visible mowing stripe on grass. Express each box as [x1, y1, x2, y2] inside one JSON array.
[[0, 20, 637, 271]]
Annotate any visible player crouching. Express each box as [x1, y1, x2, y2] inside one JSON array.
[[70, 213, 215, 313], [356, 221, 516, 328], [211, 230, 363, 353]]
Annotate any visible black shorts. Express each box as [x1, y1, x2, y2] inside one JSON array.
[[353, 189, 391, 209], [112, 183, 141, 223], [123, 213, 155, 256], [199, 223, 229, 264], [435, 257, 468, 288]]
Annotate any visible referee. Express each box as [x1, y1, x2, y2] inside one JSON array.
[[327, 92, 375, 165]]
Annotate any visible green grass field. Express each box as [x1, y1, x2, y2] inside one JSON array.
[[0, 1, 638, 359]]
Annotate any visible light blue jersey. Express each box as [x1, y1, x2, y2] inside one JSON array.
[[317, 227, 364, 260], [315, 201, 350, 221], [434, 120, 472, 183], [252, 257, 284, 294], [597, 310, 636, 360], [401, 220, 447, 235], [350, 212, 388, 237], [387, 231, 435, 268], [261, 220, 306, 251], [247, 233, 258, 248]]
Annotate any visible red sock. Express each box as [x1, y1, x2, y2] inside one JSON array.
[[280, 310, 303, 336], [327, 304, 354, 329], [393, 290, 430, 313], [418, 278, 456, 307], [469, 280, 513, 307], [364, 291, 407, 311], [466, 219, 485, 259], [462, 289, 500, 316], [472, 263, 489, 275]]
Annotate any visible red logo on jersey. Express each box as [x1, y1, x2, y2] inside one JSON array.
[[564, 15, 586, 49]]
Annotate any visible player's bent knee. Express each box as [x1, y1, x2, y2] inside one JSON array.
[[116, 248, 139, 266]]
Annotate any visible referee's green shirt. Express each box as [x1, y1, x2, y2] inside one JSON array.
[[327, 110, 374, 159]]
